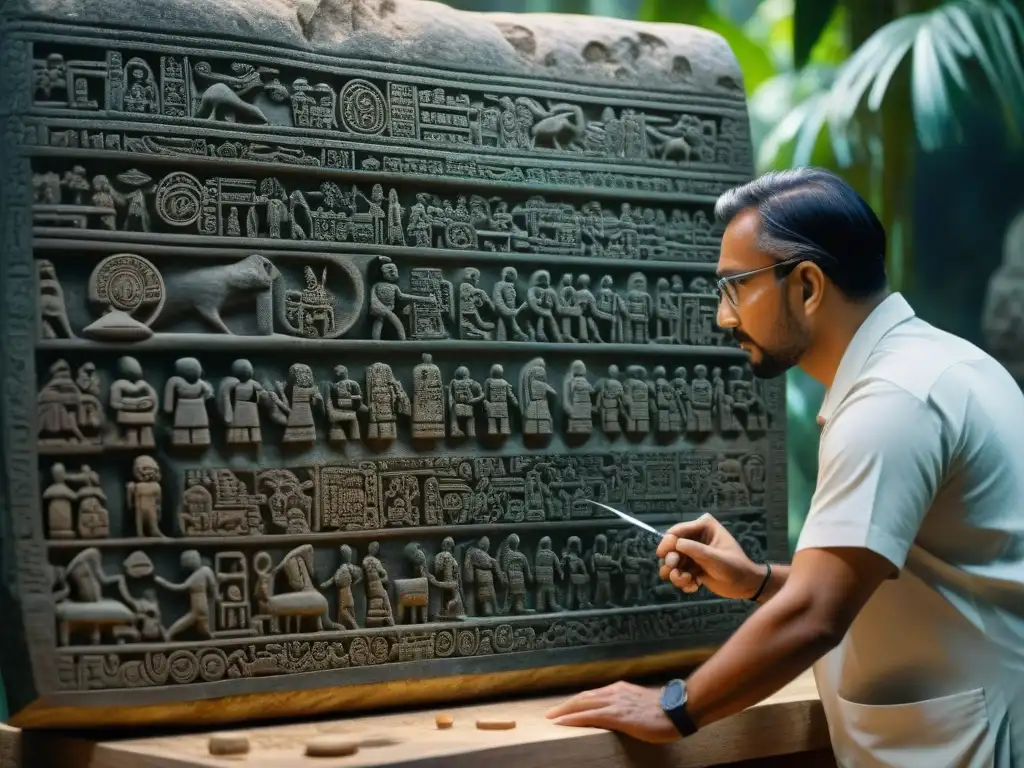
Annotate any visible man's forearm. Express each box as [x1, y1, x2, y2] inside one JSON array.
[[684, 582, 835, 728], [754, 563, 790, 604]]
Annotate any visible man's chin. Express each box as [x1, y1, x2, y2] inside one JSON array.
[[749, 357, 793, 380]]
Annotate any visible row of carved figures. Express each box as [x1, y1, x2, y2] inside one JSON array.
[[38, 249, 728, 347], [38, 354, 768, 455], [51, 528, 712, 647], [33, 51, 749, 165]]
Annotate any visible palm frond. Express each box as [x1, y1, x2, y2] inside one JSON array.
[[760, 0, 1024, 166]]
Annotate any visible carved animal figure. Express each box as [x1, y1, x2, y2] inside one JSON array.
[[155, 254, 280, 334], [393, 543, 430, 624]]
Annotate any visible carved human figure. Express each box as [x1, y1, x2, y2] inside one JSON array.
[[38, 260, 75, 339], [365, 362, 410, 441], [654, 277, 680, 343], [155, 549, 216, 639], [318, 545, 363, 630], [108, 356, 158, 448], [670, 275, 687, 343], [37, 360, 88, 448], [623, 272, 652, 344], [711, 366, 738, 433], [672, 366, 696, 432], [362, 541, 394, 628], [459, 267, 495, 340], [594, 275, 625, 343], [568, 274, 601, 343], [622, 365, 654, 434], [218, 359, 265, 446], [164, 357, 214, 448], [483, 364, 519, 436], [554, 273, 581, 342], [534, 536, 564, 613], [526, 270, 562, 342], [406, 193, 430, 247], [75, 466, 109, 539], [267, 544, 332, 633], [594, 364, 625, 435], [652, 365, 683, 435], [463, 536, 505, 617], [386, 187, 405, 245], [266, 363, 322, 445], [621, 537, 653, 606], [74, 363, 104, 436], [448, 366, 484, 437], [742, 373, 770, 431], [563, 360, 595, 435], [492, 266, 528, 341], [124, 455, 168, 538], [369, 256, 432, 340], [689, 364, 714, 435], [432, 537, 466, 621], [43, 463, 77, 539], [325, 365, 366, 444], [51, 548, 140, 646], [412, 353, 445, 439], [520, 358, 556, 436], [498, 533, 534, 615], [590, 534, 621, 608], [562, 536, 592, 610]]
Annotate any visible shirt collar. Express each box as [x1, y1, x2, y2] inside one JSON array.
[[817, 292, 916, 425]]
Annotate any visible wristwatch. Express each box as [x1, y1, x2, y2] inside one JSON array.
[[660, 678, 699, 737]]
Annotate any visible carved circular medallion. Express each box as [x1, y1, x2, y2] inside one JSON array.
[[155, 172, 203, 227], [493, 624, 515, 653], [339, 79, 387, 135], [167, 650, 200, 684], [88, 253, 165, 320], [434, 630, 456, 658]]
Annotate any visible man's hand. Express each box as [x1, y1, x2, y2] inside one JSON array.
[[544, 681, 679, 743], [655, 514, 763, 599]]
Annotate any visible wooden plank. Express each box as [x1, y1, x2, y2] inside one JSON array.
[[24, 670, 830, 768]]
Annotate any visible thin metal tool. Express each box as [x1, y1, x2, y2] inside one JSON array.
[[587, 499, 669, 537]]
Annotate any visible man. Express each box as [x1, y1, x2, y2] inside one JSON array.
[[546, 168, 1024, 766]]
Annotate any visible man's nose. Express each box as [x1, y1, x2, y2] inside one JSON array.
[[717, 298, 739, 328]]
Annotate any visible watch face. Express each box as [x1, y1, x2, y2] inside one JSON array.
[[661, 679, 684, 710]]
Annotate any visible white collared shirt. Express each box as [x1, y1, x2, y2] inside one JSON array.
[[796, 293, 1024, 768]]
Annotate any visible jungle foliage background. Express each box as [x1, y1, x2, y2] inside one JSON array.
[[451, 0, 1024, 551]]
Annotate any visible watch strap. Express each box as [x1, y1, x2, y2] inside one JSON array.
[[660, 679, 698, 737]]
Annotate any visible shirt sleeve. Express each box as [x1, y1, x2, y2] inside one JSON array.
[[795, 381, 946, 571]]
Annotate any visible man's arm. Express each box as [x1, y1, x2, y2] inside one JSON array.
[[754, 563, 789, 604], [685, 547, 891, 726], [547, 383, 943, 741]]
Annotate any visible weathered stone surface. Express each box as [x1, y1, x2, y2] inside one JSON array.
[[0, 0, 783, 730]]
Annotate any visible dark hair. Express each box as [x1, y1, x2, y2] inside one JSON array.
[[714, 168, 887, 299]]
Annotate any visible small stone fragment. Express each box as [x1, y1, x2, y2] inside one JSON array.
[[435, 713, 454, 729], [208, 732, 250, 756], [475, 718, 516, 731], [305, 735, 360, 758]]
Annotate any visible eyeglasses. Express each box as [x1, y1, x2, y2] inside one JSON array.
[[715, 257, 805, 308]]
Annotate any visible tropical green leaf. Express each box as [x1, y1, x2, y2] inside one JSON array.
[[770, 0, 1024, 162], [794, 0, 840, 69]]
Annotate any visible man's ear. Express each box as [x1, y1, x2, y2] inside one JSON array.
[[799, 263, 825, 314]]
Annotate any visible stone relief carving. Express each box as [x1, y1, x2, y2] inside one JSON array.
[[30, 46, 751, 169], [35, 165, 726, 263], [33, 357, 769, 455], [1, 0, 780, 729]]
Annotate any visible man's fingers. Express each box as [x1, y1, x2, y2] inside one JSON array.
[[551, 708, 614, 730], [655, 533, 678, 559], [669, 568, 701, 592], [545, 691, 608, 719], [674, 537, 715, 563], [664, 514, 713, 542]]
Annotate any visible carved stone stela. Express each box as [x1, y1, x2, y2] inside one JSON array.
[[0, 0, 784, 728]]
